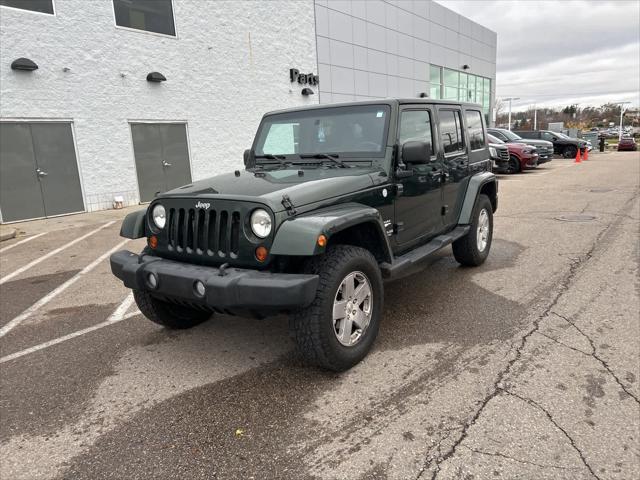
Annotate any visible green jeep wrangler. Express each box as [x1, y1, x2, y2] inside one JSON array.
[[111, 99, 497, 371]]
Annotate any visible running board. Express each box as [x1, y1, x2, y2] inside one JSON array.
[[380, 226, 470, 280]]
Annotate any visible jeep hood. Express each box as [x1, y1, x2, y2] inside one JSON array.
[[160, 167, 376, 212]]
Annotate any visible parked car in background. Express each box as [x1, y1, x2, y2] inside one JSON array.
[[487, 133, 538, 173], [487, 133, 510, 172], [514, 129, 587, 158], [618, 137, 638, 151], [488, 128, 554, 164]]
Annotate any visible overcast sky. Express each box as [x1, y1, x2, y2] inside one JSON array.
[[437, 0, 640, 112]]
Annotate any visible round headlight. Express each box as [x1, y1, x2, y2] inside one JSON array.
[[152, 204, 166, 229], [250, 209, 272, 238]]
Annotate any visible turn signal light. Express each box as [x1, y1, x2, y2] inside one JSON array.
[[148, 235, 158, 249], [255, 246, 268, 262], [317, 234, 327, 247]]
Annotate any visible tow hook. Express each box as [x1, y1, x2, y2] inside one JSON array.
[[218, 263, 229, 277]]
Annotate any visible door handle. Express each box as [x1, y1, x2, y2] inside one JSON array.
[[162, 161, 172, 167], [36, 168, 48, 177]]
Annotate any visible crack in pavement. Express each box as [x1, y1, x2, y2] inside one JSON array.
[[415, 191, 639, 480], [550, 311, 640, 405], [503, 389, 602, 480], [461, 444, 580, 471]]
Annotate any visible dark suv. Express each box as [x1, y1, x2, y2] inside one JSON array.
[[514, 129, 587, 158], [488, 128, 554, 164], [111, 100, 497, 371]]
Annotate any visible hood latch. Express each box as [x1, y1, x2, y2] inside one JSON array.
[[281, 194, 297, 216]]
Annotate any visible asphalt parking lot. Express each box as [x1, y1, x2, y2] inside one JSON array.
[[1, 152, 638, 480]]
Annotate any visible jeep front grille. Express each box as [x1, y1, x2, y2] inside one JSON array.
[[167, 207, 241, 258]]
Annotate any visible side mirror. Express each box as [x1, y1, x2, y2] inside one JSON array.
[[402, 141, 431, 164], [243, 149, 255, 168]]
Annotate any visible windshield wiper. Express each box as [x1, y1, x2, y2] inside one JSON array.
[[254, 154, 290, 168], [299, 153, 347, 167]]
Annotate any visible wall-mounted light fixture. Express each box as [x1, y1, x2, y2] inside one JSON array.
[[301, 87, 314, 96], [419, 92, 429, 98], [11, 57, 38, 71], [146, 71, 166, 82], [462, 64, 470, 70]]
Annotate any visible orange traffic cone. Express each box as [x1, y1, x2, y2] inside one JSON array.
[[584, 148, 589, 160], [575, 147, 581, 163]]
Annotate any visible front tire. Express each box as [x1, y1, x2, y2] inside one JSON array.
[[507, 155, 521, 174], [289, 245, 383, 372], [133, 289, 211, 329], [452, 194, 493, 266], [563, 145, 577, 158]]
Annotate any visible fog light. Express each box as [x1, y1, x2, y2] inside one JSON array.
[[147, 273, 158, 289], [194, 280, 205, 297], [255, 246, 268, 262]]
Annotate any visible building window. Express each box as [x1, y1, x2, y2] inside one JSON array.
[[113, 0, 176, 36], [0, 0, 54, 14], [430, 65, 442, 100], [465, 110, 485, 150], [443, 69, 459, 101]]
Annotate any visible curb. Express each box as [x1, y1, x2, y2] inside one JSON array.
[[0, 228, 17, 242]]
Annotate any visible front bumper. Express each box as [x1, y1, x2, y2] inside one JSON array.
[[110, 250, 319, 311], [524, 153, 539, 168]]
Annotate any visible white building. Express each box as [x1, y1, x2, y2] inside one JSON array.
[[0, 0, 496, 223]]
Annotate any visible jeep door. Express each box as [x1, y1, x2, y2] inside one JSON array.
[[393, 106, 443, 249], [437, 107, 470, 228]]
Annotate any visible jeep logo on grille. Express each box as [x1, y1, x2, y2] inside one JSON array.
[[195, 201, 211, 209]]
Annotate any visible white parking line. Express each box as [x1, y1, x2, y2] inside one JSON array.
[[0, 294, 139, 364], [0, 238, 129, 338], [0, 232, 47, 254], [0, 221, 116, 285]]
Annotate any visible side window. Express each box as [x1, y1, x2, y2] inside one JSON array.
[[542, 132, 555, 141], [440, 110, 465, 154], [399, 110, 434, 155], [465, 110, 485, 150]]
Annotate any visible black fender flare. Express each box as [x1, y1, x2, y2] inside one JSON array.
[[270, 202, 393, 263], [120, 209, 147, 239]]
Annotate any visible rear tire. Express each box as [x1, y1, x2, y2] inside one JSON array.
[[289, 245, 383, 372], [133, 289, 211, 329], [452, 194, 493, 267]]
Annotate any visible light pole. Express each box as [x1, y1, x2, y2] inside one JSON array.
[[533, 103, 537, 130], [504, 97, 520, 130], [617, 102, 631, 142]]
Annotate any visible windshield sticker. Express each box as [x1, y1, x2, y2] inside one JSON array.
[[376, 111, 384, 118]]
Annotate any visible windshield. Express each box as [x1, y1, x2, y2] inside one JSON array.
[[487, 134, 504, 144], [555, 132, 570, 139], [254, 105, 390, 160], [501, 130, 523, 141]]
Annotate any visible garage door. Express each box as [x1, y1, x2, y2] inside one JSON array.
[[0, 122, 85, 223], [130, 123, 192, 202]]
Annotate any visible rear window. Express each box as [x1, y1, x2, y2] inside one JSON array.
[[465, 110, 485, 150]]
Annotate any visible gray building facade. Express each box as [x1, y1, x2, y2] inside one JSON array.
[[315, 0, 496, 122]]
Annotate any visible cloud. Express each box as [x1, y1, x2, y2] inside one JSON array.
[[436, 0, 640, 110]]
